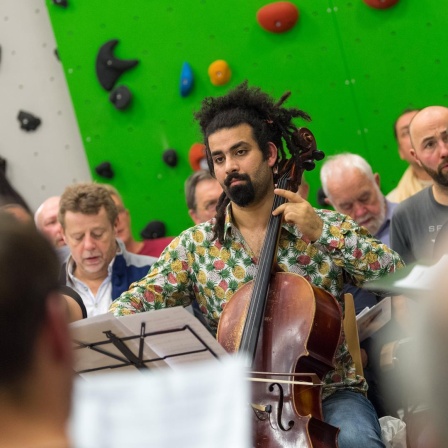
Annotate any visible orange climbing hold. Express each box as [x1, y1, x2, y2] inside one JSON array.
[[208, 60, 232, 86]]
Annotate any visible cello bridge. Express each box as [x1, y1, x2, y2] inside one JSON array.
[[251, 403, 272, 421]]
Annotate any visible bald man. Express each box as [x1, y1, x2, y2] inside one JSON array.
[[35, 196, 65, 248], [390, 106, 448, 263]]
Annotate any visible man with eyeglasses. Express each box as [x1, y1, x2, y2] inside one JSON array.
[[185, 170, 223, 225]]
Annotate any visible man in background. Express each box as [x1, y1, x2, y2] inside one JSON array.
[[321, 153, 395, 250], [387, 109, 433, 203], [0, 213, 73, 447], [185, 169, 223, 224], [35, 195, 70, 263], [391, 106, 448, 264], [35, 196, 65, 248], [59, 182, 156, 317]]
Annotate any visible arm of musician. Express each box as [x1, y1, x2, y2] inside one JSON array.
[[109, 246, 193, 317], [273, 188, 404, 283], [317, 211, 404, 284]]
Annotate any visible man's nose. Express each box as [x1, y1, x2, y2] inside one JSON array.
[[440, 140, 448, 158], [225, 157, 238, 174], [352, 203, 367, 219], [55, 222, 62, 235], [83, 234, 96, 250]]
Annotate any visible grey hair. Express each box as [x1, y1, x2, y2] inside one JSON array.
[[184, 170, 215, 211], [320, 153, 375, 198]]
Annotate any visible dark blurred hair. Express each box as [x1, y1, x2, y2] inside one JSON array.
[[0, 212, 60, 391], [0, 168, 31, 213]]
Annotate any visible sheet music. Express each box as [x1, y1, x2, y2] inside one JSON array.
[[69, 356, 250, 448], [356, 296, 391, 342], [118, 306, 228, 367], [70, 307, 228, 375]]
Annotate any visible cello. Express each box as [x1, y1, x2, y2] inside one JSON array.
[[217, 128, 342, 447]]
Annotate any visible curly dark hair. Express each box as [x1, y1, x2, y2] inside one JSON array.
[[194, 81, 311, 242]]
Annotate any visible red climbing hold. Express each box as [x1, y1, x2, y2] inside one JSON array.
[[257, 2, 299, 34], [363, 0, 399, 9]]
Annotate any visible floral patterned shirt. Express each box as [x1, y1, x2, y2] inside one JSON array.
[[110, 207, 404, 399]]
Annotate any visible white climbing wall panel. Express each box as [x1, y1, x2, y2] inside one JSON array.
[[0, 0, 91, 212]]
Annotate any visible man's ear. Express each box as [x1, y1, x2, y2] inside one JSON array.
[[267, 142, 278, 167], [410, 148, 422, 167], [61, 227, 67, 244], [374, 172, 381, 188], [188, 209, 199, 225], [324, 197, 332, 205]]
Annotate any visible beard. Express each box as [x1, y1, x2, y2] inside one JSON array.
[[224, 173, 255, 207], [362, 205, 386, 236], [420, 159, 448, 187], [355, 188, 387, 236]]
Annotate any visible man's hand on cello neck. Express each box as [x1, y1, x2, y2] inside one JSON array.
[[272, 188, 324, 243]]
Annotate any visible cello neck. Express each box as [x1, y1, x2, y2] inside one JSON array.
[[238, 170, 295, 364]]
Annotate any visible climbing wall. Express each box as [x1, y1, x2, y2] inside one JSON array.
[[0, 0, 91, 212], [46, 0, 448, 236]]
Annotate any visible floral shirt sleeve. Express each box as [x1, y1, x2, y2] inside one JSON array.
[[109, 208, 404, 399]]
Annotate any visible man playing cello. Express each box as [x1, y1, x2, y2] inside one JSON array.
[[110, 82, 403, 447]]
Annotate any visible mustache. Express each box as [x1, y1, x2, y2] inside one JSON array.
[[224, 173, 250, 188], [439, 158, 448, 170]]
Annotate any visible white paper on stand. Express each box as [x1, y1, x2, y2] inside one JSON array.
[[69, 356, 251, 448]]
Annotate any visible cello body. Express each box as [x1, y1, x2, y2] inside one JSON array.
[[218, 272, 342, 447]]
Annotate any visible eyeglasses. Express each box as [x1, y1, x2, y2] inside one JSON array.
[[199, 200, 218, 212]]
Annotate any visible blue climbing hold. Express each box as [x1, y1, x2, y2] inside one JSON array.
[[180, 62, 194, 97]]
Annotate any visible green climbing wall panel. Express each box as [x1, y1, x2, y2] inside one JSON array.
[[46, 0, 448, 237]]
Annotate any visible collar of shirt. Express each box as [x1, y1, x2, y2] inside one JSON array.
[[375, 198, 397, 243], [223, 203, 301, 242]]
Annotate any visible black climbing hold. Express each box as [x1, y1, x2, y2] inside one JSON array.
[[109, 85, 132, 110], [162, 149, 178, 167], [52, 0, 68, 7], [17, 111, 41, 131], [95, 39, 139, 91], [95, 161, 114, 179], [140, 220, 166, 240]]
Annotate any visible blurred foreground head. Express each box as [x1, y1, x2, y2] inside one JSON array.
[[0, 212, 73, 447]]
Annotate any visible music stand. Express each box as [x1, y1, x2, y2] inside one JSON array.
[[70, 307, 228, 376]]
